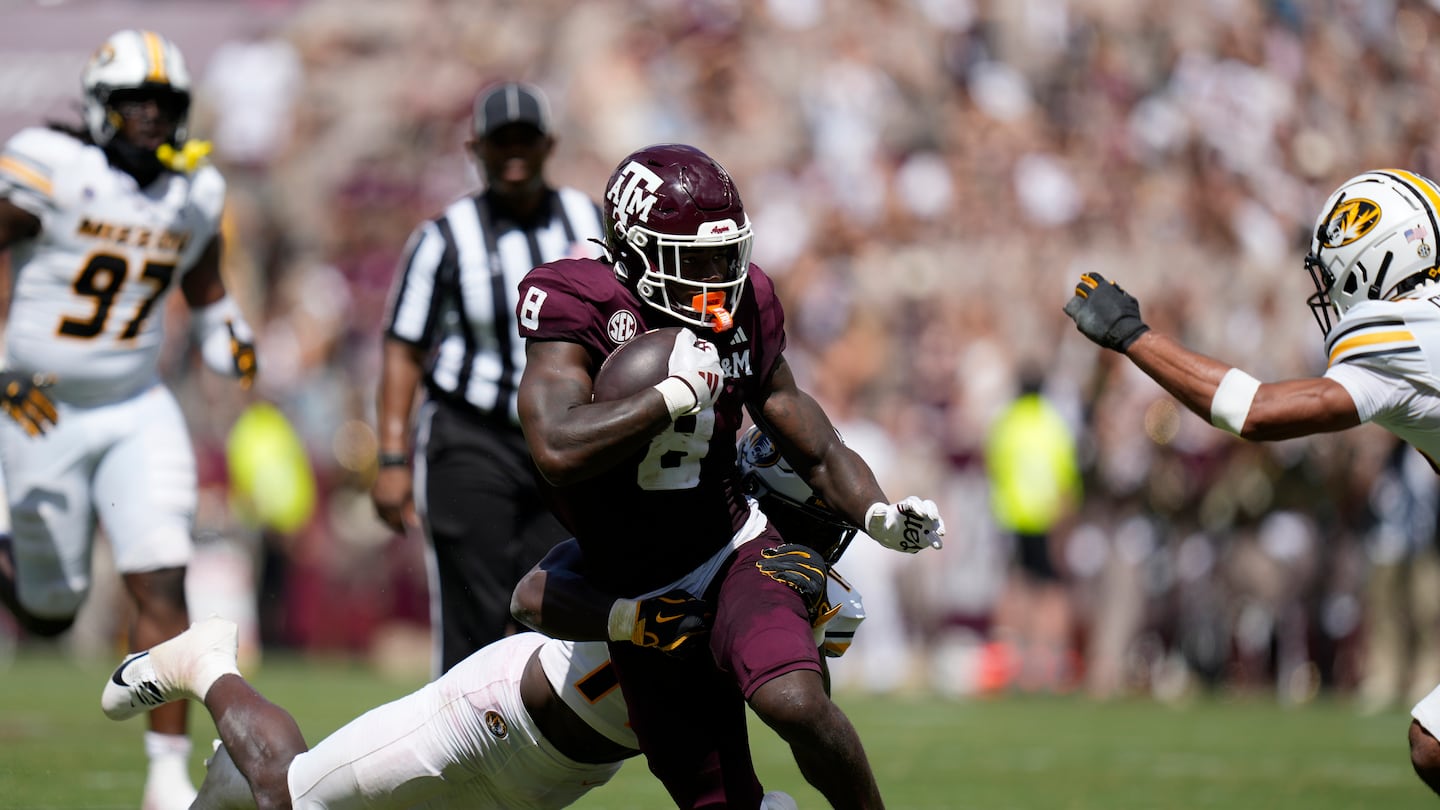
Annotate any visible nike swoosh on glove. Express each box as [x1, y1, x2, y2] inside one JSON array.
[[629, 590, 714, 654], [865, 497, 946, 553]]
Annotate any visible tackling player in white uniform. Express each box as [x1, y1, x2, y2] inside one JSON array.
[[1062, 168, 1440, 798], [0, 29, 256, 810], [98, 440, 863, 810]]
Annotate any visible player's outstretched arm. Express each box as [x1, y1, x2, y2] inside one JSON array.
[[182, 235, 257, 389], [1065, 272, 1360, 440], [512, 539, 713, 653], [1126, 331, 1360, 440], [753, 357, 944, 552]]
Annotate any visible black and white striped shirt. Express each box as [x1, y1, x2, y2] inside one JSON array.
[[384, 187, 604, 426]]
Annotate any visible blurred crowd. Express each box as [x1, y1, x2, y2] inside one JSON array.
[[13, 0, 1440, 709]]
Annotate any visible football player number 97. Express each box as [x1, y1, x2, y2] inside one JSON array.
[[59, 253, 175, 340]]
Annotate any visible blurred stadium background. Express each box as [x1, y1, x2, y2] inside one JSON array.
[[4, 0, 1440, 761]]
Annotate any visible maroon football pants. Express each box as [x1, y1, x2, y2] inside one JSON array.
[[608, 530, 821, 809]]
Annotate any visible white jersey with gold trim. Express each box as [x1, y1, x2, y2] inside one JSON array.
[[286, 632, 623, 810], [0, 126, 223, 406], [538, 638, 637, 751], [1322, 293, 1440, 465]]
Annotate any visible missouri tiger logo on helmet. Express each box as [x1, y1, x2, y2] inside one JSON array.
[[1320, 198, 1381, 249], [1306, 170, 1440, 335]]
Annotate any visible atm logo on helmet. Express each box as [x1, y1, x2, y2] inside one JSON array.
[[607, 161, 662, 229], [1322, 198, 1382, 248]]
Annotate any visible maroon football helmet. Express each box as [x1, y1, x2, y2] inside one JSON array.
[[603, 144, 753, 332]]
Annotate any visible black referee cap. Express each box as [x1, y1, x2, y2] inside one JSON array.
[[473, 82, 551, 138]]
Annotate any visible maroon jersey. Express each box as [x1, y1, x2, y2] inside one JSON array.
[[516, 257, 787, 592]]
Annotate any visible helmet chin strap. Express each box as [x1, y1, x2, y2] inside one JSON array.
[[692, 292, 733, 332]]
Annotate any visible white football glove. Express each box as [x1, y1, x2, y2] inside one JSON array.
[[653, 328, 724, 420], [864, 497, 945, 553]]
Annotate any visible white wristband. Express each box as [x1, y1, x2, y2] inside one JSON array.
[[607, 598, 640, 643], [863, 502, 889, 536], [653, 376, 698, 421], [1210, 368, 1260, 435]]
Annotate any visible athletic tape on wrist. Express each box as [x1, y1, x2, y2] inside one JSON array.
[[863, 502, 889, 537], [653, 376, 697, 421], [607, 598, 640, 643], [1210, 368, 1260, 435]]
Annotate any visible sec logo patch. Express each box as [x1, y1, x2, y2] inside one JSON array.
[[607, 310, 639, 344]]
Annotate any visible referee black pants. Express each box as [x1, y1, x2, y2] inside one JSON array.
[[416, 400, 567, 673]]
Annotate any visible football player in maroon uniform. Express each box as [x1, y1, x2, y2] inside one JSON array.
[[513, 143, 945, 810]]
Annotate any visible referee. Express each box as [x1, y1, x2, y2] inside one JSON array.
[[372, 81, 604, 674]]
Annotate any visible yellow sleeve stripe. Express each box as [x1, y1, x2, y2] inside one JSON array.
[[142, 30, 168, 83], [1327, 328, 1415, 365], [0, 155, 53, 197]]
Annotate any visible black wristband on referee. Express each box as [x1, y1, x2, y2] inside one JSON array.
[[378, 452, 409, 468]]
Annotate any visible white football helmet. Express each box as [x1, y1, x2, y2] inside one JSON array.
[[818, 568, 866, 659], [1307, 169, 1440, 335], [736, 425, 858, 563], [82, 29, 192, 147]]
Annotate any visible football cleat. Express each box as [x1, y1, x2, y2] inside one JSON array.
[[101, 617, 238, 720]]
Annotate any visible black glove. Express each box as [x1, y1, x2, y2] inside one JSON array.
[[1063, 272, 1150, 352], [630, 590, 713, 654], [0, 371, 58, 437], [756, 543, 830, 623]]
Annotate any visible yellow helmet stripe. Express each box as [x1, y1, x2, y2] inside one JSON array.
[[141, 30, 168, 83], [1385, 168, 1440, 215]]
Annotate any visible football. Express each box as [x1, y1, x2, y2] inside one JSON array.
[[592, 326, 684, 402]]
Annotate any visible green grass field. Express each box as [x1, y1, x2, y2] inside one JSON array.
[[0, 649, 1432, 809]]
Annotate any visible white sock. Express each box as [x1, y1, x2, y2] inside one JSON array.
[[145, 731, 192, 767], [142, 733, 197, 810], [145, 732, 196, 799], [190, 658, 240, 703]]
